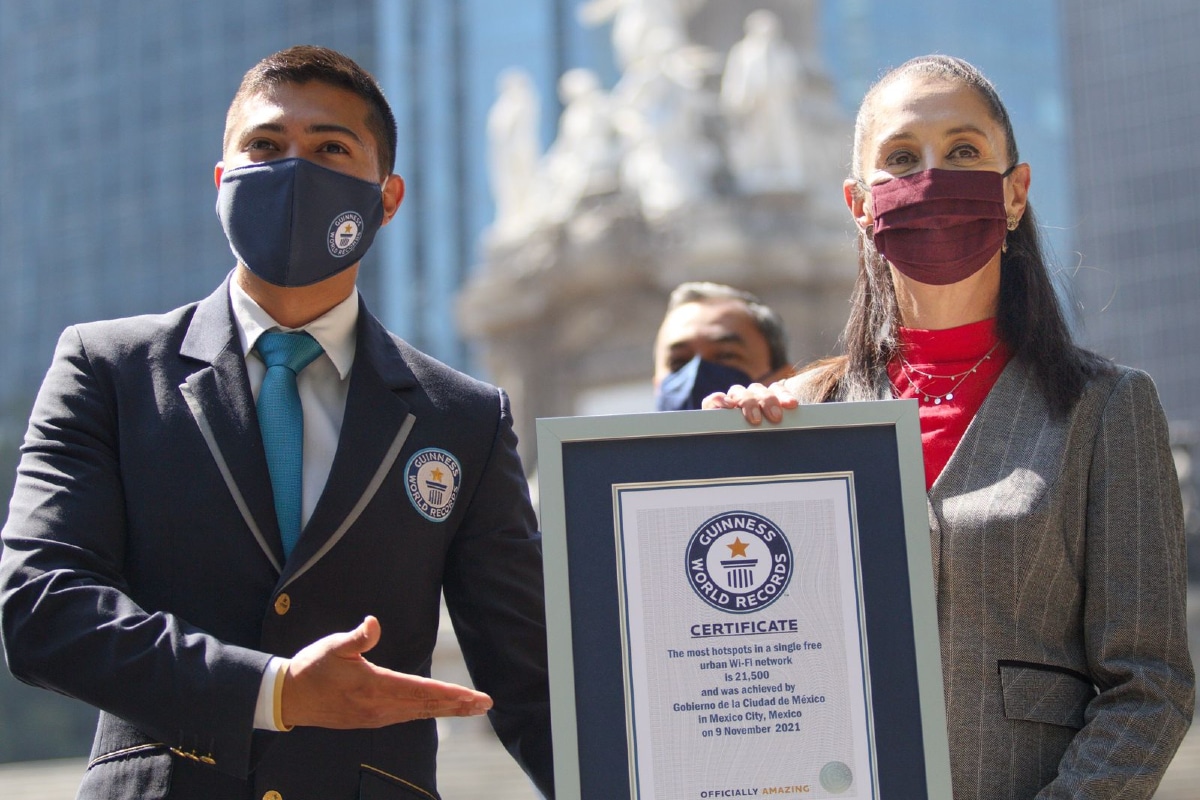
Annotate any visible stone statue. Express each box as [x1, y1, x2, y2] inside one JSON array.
[[487, 69, 543, 239], [720, 10, 807, 193], [611, 26, 719, 220], [541, 68, 620, 223], [578, 0, 702, 70]]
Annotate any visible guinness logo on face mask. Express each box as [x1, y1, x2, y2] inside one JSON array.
[[328, 212, 364, 257]]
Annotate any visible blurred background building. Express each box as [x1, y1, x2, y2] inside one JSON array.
[[1062, 0, 1200, 552], [0, 1, 1197, 797]]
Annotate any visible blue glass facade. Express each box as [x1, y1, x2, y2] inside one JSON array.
[[0, 0, 613, 428]]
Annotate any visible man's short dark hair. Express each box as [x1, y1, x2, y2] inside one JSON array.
[[224, 45, 398, 177], [666, 282, 790, 371]]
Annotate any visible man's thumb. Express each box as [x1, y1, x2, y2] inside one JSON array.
[[335, 615, 381, 657]]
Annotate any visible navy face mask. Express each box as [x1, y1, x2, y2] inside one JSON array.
[[655, 355, 754, 411], [216, 157, 385, 287]]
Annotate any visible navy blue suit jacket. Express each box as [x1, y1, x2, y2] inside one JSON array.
[[0, 277, 553, 799]]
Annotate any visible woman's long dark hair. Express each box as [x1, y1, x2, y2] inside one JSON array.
[[812, 55, 1107, 416]]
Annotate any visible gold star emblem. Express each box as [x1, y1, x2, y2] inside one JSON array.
[[431, 467, 444, 482], [726, 537, 750, 558]]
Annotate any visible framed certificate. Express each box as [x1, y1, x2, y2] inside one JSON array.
[[536, 401, 951, 799]]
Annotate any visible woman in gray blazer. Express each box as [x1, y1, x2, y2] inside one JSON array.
[[708, 55, 1193, 799]]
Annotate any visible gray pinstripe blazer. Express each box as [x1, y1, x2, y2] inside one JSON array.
[[808, 356, 1194, 799]]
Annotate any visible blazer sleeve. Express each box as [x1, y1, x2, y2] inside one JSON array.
[[440, 387, 554, 799], [0, 326, 272, 779], [1040, 369, 1194, 798]]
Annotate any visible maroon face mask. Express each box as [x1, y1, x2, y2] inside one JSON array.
[[869, 168, 1008, 285]]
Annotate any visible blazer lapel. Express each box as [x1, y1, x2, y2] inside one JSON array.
[[932, 357, 1047, 498], [179, 278, 285, 573], [926, 358, 1047, 586], [282, 302, 418, 585]]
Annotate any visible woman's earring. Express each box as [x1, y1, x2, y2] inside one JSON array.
[[1002, 215, 1018, 253]]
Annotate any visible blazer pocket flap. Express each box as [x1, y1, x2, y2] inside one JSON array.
[[999, 661, 1096, 730], [80, 745, 172, 799]]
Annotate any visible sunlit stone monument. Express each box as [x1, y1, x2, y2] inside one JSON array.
[[459, 0, 856, 469]]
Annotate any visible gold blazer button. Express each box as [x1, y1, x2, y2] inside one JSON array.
[[273, 593, 291, 615], [263, 791, 283, 800]]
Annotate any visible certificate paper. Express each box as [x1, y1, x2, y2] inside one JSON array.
[[615, 475, 875, 799]]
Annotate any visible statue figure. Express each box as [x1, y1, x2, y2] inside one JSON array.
[[611, 26, 719, 220], [720, 10, 807, 193], [578, 0, 702, 71], [541, 68, 620, 223], [487, 69, 543, 239]]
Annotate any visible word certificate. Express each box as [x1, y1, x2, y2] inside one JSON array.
[[614, 475, 877, 799]]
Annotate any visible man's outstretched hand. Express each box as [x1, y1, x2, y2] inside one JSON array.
[[281, 615, 492, 729]]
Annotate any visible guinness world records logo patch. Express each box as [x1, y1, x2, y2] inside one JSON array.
[[328, 211, 364, 257], [686, 510, 793, 614], [405, 448, 462, 522]]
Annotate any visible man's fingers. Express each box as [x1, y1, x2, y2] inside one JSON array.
[[399, 673, 491, 707]]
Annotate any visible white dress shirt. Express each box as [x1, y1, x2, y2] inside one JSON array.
[[229, 280, 359, 731]]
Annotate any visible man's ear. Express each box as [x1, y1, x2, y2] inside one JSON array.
[[844, 178, 872, 232], [381, 174, 405, 225], [214, 162, 224, 189]]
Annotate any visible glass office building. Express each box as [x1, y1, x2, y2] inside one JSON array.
[[1062, 0, 1200, 430], [1061, 0, 1200, 567], [0, 0, 614, 439]]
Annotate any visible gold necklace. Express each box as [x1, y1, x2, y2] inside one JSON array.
[[895, 341, 1001, 404]]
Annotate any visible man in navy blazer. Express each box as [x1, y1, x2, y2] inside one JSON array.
[[0, 46, 553, 799]]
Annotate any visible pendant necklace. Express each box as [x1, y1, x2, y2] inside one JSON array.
[[895, 341, 1001, 404]]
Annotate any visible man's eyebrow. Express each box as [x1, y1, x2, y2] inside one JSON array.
[[710, 332, 747, 346], [237, 122, 365, 147], [306, 123, 366, 146], [668, 332, 746, 350], [239, 122, 286, 138]]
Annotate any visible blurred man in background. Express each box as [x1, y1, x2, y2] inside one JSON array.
[[653, 281, 793, 410]]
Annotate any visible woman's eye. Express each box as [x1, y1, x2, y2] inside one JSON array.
[[884, 150, 916, 167], [949, 144, 980, 160]]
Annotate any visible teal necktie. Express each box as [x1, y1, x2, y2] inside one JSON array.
[[254, 330, 324, 558]]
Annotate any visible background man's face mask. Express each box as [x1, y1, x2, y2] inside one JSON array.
[[869, 168, 1009, 286], [216, 157, 385, 287], [655, 355, 755, 411]]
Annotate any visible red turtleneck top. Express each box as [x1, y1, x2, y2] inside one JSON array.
[[886, 318, 1011, 490]]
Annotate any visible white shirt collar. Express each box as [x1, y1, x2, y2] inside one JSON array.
[[230, 280, 359, 380]]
